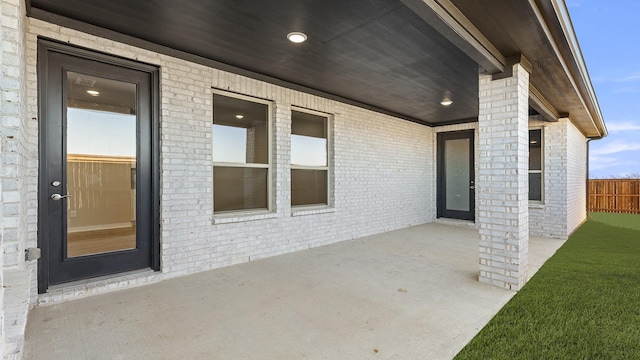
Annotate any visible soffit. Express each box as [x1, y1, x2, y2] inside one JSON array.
[[28, 0, 604, 136], [29, 0, 481, 126], [451, 0, 604, 137]]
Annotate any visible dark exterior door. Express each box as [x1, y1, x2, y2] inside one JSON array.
[[437, 130, 475, 221], [38, 40, 159, 292]]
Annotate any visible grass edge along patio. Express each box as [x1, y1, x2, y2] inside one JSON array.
[[456, 212, 640, 359]]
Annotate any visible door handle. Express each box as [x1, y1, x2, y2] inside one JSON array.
[[50, 193, 72, 201], [469, 186, 475, 190]]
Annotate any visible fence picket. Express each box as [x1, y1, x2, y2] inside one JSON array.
[[588, 179, 640, 214]]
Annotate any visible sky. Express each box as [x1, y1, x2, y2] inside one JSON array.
[[67, 108, 136, 157], [213, 125, 327, 166], [567, 1, 640, 178]]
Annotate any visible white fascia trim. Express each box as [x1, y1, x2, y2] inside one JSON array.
[[551, 0, 607, 137]]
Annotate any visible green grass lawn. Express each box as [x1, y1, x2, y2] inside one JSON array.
[[589, 211, 640, 231], [455, 212, 640, 360]]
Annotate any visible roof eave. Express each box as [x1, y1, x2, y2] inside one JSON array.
[[532, 0, 607, 138]]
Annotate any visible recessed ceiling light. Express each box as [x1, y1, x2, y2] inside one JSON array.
[[440, 99, 453, 106], [287, 32, 307, 43], [86, 90, 100, 96], [235, 114, 244, 119]]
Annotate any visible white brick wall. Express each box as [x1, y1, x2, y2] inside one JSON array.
[[25, 18, 434, 290], [2, 0, 34, 357], [528, 118, 587, 239], [528, 118, 568, 238], [0, 0, 5, 352], [2, 0, 32, 271], [566, 120, 587, 234]]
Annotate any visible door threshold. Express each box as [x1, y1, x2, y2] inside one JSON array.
[[38, 269, 163, 306], [434, 217, 477, 228]]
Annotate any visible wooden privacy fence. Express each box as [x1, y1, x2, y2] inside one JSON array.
[[589, 179, 640, 214]]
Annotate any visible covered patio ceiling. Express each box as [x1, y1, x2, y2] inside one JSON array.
[[27, 0, 606, 135]]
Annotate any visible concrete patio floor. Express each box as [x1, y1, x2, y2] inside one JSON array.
[[24, 223, 565, 360]]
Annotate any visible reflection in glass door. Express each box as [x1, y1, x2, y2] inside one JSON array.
[[66, 72, 137, 257]]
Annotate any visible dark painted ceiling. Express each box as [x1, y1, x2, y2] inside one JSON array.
[[29, 0, 480, 125]]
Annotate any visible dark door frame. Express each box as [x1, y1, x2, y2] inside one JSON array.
[[437, 130, 475, 221], [37, 38, 161, 293]]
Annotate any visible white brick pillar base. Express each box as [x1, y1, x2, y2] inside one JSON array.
[[477, 60, 530, 290]]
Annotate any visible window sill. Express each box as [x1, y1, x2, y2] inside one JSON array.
[[529, 203, 545, 210], [212, 210, 278, 224], [291, 205, 335, 217]]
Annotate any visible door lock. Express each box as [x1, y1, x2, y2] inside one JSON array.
[[51, 181, 62, 187], [50, 193, 72, 201], [469, 186, 475, 190]]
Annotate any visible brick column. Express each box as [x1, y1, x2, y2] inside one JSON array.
[[477, 58, 530, 290]]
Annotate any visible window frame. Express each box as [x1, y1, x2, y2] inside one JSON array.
[[212, 89, 273, 215], [290, 106, 332, 209], [528, 127, 544, 203]]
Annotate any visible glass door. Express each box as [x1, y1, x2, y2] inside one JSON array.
[[38, 41, 159, 292], [437, 131, 475, 221]]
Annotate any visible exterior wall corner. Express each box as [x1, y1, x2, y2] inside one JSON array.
[[2, 0, 36, 356]]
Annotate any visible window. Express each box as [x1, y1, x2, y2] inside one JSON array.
[[212, 91, 271, 213], [291, 109, 329, 206], [529, 129, 543, 201]]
